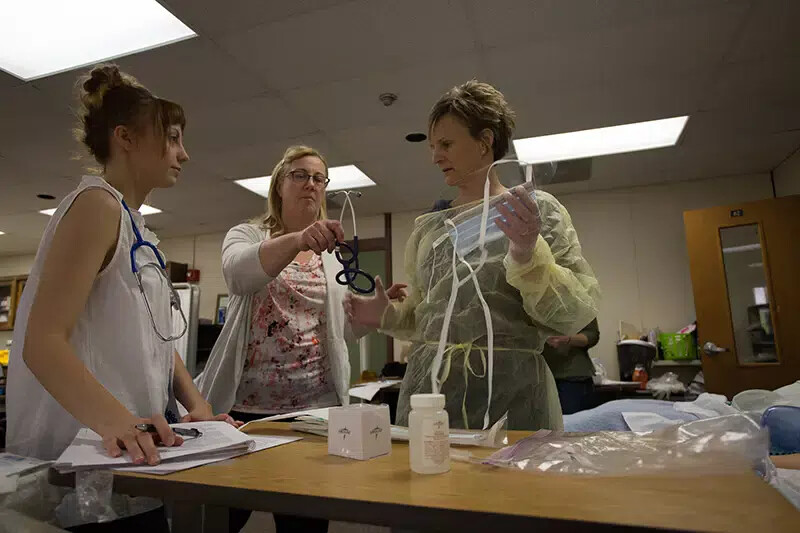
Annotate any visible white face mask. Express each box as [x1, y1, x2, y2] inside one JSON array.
[[429, 160, 541, 429], [448, 178, 536, 260]]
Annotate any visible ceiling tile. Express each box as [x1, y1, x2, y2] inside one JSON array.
[[485, 67, 709, 139], [0, 70, 25, 90], [285, 54, 485, 132], [703, 57, 800, 109], [726, 0, 800, 62], [188, 131, 351, 182], [219, 0, 475, 90], [31, 37, 267, 112], [470, 0, 749, 52], [187, 94, 318, 152], [160, 0, 352, 38], [0, 176, 80, 216]]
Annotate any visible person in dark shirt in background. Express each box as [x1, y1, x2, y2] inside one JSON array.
[[543, 319, 600, 414]]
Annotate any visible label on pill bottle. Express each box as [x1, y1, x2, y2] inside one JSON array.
[[421, 418, 449, 467]]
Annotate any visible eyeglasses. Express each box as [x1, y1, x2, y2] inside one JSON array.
[[287, 169, 330, 188]]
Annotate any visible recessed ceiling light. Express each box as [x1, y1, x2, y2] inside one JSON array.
[[0, 0, 196, 81], [234, 165, 376, 199], [512, 116, 689, 164], [37, 194, 56, 200], [40, 204, 162, 216], [405, 132, 427, 143]]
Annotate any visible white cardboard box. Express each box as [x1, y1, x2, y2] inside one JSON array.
[[328, 404, 391, 460]]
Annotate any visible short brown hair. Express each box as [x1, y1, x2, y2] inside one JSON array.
[[428, 80, 516, 161], [76, 64, 186, 166], [252, 145, 329, 235]]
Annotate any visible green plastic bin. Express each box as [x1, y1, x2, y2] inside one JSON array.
[[659, 333, 697, 361]]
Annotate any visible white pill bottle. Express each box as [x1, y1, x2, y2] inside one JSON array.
[[408, 393, 450, 474]]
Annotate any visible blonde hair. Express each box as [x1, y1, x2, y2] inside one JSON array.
[[428, 80, 516, 161], [251, 145, 329, 235]]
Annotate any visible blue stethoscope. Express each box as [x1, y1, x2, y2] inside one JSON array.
[[121, 199, 187, 342], [328, 190, 375, 294]]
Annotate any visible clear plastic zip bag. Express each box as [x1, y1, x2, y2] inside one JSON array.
[[480, 413, 770, 477]]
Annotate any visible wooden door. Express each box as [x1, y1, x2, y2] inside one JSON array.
[[684, 196, 800, 398]]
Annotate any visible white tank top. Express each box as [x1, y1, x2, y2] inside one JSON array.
[[7, 176, 175, 460]]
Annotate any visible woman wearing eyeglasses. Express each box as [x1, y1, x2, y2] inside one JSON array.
[[198, 145, 405, 532], [6, 64, 230, 531]]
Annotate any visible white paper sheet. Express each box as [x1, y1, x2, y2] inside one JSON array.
[[598, 378, 640, 386], [348, 380, 402, 401], [0, 453, 51, 478], [54, 421, 254, 472], [238, 407, 331, 431], [114, 435, 301, 475], [622, 412, 683, 434]]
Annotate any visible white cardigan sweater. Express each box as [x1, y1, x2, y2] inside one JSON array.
[[197, 223, 364, 414]]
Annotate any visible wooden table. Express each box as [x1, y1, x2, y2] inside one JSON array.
[[88, 422, 799, 533]]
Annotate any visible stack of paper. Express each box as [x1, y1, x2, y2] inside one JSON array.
[[348, 379, 402, 401], [53, 421, 299, 474], [114, 434, 301, 475], [0, 453, 52, 478], [238, 407, 330, 431]]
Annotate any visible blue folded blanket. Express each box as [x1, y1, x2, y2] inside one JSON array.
[[564, 399, 700, 432]]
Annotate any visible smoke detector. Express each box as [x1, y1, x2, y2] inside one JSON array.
[[379, 92, 398, 106]]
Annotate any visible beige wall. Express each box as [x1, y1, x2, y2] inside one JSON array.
[[775, 148, 800, 197], [389, 210, 423, 360], [0, 254, 35, 278], [158, 232, 227, 321], [557, 173, 774, 377]]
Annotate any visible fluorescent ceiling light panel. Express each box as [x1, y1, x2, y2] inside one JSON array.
[[0, 231, 5, 235], [513, 116, 689, 164], [0, 0, 196, 81], [40, 205, 161, 216], [235, 165, 376, 199]]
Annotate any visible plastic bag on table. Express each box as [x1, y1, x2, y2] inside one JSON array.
[[591, 357, 607, 385], [0, 509, 68, 533], [0, 468, 70, 526], [55, 470, 117, 527], [54, 470, 161, 529], [732, 389, 792, 421], [646, 371, 686, 399], [481, 413, 770, 477]]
